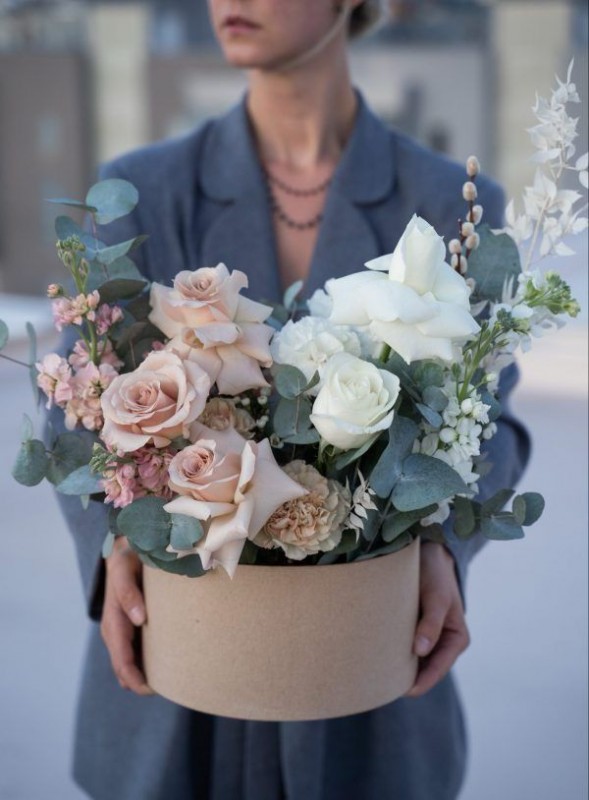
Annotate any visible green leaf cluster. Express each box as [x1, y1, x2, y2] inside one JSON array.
[[466, 224, 522, 303], [271, 364, 320, 445], [453, 489, 545, 541]]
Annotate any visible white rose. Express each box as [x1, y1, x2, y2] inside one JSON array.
[[271, 317, 361, 393], [306, 288, 332, 318], [325, 215, 480, 364], [310, 352, 400, 450]]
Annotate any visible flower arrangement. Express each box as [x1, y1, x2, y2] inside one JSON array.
[[1, 65, 586, 581]]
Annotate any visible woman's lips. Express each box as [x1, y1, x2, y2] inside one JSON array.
[[222, 16, 261, 33]]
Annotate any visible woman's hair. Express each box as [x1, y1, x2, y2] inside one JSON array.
[[349, 0, 387, 38]]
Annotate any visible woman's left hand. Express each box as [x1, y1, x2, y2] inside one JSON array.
[[407, 541, 470, 698]]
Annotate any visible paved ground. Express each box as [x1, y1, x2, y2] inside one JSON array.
[[0, 243, 586, 800]]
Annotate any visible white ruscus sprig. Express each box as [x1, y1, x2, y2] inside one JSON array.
[[503, 60, 588, 270]]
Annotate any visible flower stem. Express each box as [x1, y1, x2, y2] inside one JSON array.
[[0, 353, 31, 368]]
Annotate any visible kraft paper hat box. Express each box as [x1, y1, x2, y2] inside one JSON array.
[[141, 538, 420, 721]]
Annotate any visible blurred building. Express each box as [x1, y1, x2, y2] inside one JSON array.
[[0, 0, 586, 293]]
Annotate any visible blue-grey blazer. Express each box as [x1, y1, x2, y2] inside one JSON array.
[[54, 93, 530, 800]]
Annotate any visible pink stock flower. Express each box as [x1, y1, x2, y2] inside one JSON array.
[[52, 291, 100, 331], [101, 446, 174, 508], [64, 362, 119, 431], [68, 338, 123, 370], [95, 304, 124, 335], [102, 463, 142, 508], [36, 353, 73, 409], [46, 284, 63, 298]]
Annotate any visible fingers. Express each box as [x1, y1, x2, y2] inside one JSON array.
[[407, 542, 470, 698], [407, 619, 470, 698], [100, 539, 154, 696]]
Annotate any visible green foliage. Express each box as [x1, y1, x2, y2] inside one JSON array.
[[381, 506, 437, 542], [481, 514, 524, 540], [317, 531, 359, 564], [46, 432, 96, 486], [415, 403, 443, 428], [0, 319, 9, 351], [273, 364, 317, 399], [283, 280, 303, 311], [466, 224, 521, 303], [333, 433, 380, 470], [12, 439, 48, 486], [117, 496, 171, 551], [273, 396, 319, 444], [170, 515, 204, 551], [47, 197, 97, 214], [422, 385, 448, 412], [102, 531, 115, 559], [54, 216, 98, 256], [513, 492, 545, 526], [411, 361, 445, 392], [453, 496, 477, 539], [391, 454, 470, 512], [94, 236, 148, 267], [56, 464, 103, 495], [370, 415, 418, 498], [86, 179, 139, 225], [356, 531, 414, 561]]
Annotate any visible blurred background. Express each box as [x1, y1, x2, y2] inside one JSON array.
[[0, 1, 587, 799]]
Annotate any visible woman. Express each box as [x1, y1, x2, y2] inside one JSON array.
[[55, 1, 530, 798]]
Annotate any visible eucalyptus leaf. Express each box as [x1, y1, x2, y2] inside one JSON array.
[[117, 496, 171, 551], [126, 293, 152, 321], [482, 488, 515, 516], [370, 415, 419, 498], [356, 531, 414, 560], [284, 429, 320, 445], [46, 432, 95, 486], [102, 531, 115, 559], [239, 541, 259, 565], [94, 278, 147, 303], [20, 413, 34, 442], [283, 280, 303, 310], [419, 523, 446, 544], [56, 464, 103, 495], [416, 403, 443, 428], [29, 364, 40, 407], [80, 494, 90, 510], [47, 197, 97, 213], [86, 254, 144, 292], [466, 225, 522, 302], [317, 531, 359, 564], [273, 396, 313, 440], [86, 179, 139, 225], [12, 439, 48, 486], [274, 365, 310, 399], [515, 492, 545, 526], [392, 454, 470, 512], [147, 553, 206, 577], [334, 432, 380, 470], [481, 513, 525, 541], [381, 506, 437, 542], [26, 322, 37, 365], [453, 496, 478, 539], [422, 385, 448, 412], [411, 361, 445, 391], [170, 515, 204, 551], [0, 319, 8, 350], [94, 235, 148, 266]]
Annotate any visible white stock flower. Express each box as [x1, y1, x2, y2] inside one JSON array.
[[270, 316, 361, 393], [325, 215, 479, 364], [310, 352, 400, 451]]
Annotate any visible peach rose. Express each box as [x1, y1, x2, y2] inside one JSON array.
[[164, 431, 307, 577], [100, 351, 211, 452], [148, 264, 274, 396]]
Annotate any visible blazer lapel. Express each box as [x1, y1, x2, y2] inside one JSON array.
[[198, 100, 282, 304], [306, 94, 396, 298]]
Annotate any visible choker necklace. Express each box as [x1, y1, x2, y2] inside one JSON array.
[[264, 168, 332, 197], [263, 168, 331, 231]]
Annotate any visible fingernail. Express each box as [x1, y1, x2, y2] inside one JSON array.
[[130, 606, 145, 625], [415, 635, 431, 656]]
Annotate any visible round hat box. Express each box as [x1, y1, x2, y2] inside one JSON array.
[[141, 537, 420, 721]]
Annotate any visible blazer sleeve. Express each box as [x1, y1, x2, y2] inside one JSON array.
[[46, 158, 149, 622], [440, 177, 532, 603]]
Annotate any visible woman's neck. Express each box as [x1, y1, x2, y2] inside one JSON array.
[[246, 52, 357, 171]]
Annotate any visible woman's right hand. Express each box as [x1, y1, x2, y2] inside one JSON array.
[[101, 536, 154, 695]]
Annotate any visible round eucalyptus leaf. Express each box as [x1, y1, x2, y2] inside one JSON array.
[[170, 514, 204, 551], [0, 319, 9, 350], [392, 454, 469, 512], [12, 439, 48, 487], [46, 432, 95, 486], [86, 179, 139, 225], [274, 364, 310, 399], [481, 514, 524, 540], [56, 464, 103, 495], [515, 492, 545, 526], [117, 496, 171, 552]]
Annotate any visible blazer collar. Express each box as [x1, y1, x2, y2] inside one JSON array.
[[199, 91, 395, 303], [200, 90, 395, 206]]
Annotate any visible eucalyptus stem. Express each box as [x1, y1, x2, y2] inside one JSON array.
[[0, 353, 30, 368]]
